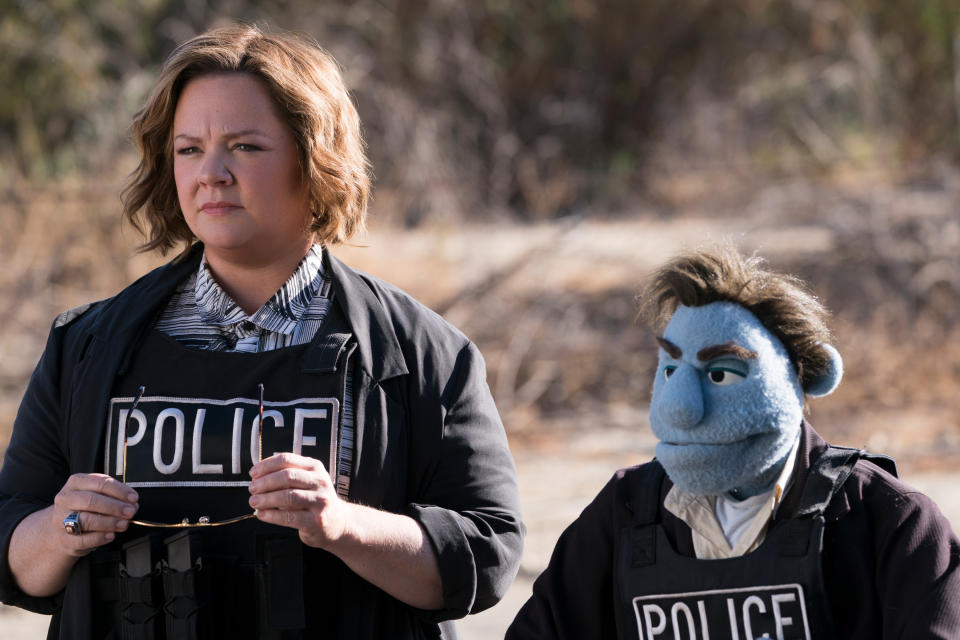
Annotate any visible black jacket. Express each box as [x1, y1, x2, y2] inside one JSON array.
[[506, 422, 960, 639], [0, 245, 524, 639]]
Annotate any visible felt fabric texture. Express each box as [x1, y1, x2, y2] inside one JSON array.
[[650, 302, 806, 497], [805, 342, 844, 397]]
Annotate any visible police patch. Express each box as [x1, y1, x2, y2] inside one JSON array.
[[103, 394, 339, 487], [633, 584, 810, 640]]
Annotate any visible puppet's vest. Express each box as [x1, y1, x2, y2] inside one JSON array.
[[84, 303, 354, 640], [614, 448, 887, 640]]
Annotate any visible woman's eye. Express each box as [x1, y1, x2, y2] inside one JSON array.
[[663, 366, 677, 380], [175, 146, 199, 155], [233, 143, 261, 151], [706, 367, 746, 386]]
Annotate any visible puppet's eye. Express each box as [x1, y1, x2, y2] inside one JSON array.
[[663, 365, 677, 380], [706, 363, 747, 386]]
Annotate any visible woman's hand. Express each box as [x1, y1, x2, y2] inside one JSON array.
[[248, 453, 444, 609], [9, 473, 138, 597], [247, 452, 346, 548], [52, 473, 139, 555]]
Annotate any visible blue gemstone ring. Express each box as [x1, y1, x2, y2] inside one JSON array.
[[63, 512, 82, 536]]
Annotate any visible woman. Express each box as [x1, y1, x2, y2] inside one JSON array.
[[0, 24, 523, 639]]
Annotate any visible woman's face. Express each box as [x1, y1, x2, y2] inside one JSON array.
[[172, 73, 312, 267]]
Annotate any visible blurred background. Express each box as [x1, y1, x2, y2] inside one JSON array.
[[1, 1, 959, 637]]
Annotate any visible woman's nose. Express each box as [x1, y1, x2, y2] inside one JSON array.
[[656, 364, 704, 430], [198, 152, 233, 186]]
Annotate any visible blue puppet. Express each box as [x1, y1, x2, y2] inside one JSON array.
[[507, 245, 960, 640]]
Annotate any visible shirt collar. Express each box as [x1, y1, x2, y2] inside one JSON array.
[[194, 244, 325, 335], [663, 432, 802, 557]]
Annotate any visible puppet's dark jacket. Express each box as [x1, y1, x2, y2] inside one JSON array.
[[0, 243, 524, 639], [506, 422, 960, 639]]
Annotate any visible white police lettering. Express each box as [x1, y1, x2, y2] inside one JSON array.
[[192, 409, 223, 475], [104, 395, 340, 487], [153, 408, 184, 475], [115, 408, 147, 475], [642, 604, 666, 637], [670, 602, 696, 640], [293, 408, 327, 455], [742, 596, 765, 640], [252, 409, 284, 460], [231, 408, 244, 474], [633, 584, 809, 640], [770, 593, 796, 639]]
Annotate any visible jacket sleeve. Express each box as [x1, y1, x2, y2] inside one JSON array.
[[867, 469, 960, 637], [404, 340, 524, 620], [0, 320, 73, 613], [506, 473, 620, 640]]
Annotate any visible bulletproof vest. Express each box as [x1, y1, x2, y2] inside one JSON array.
[[87, 302, 354, 640], [615, 447, 883, 640]]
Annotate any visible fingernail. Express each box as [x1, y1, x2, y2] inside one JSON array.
[[127, 492, 138, 502], [105, 532, 115, 541], [249, 496, 260, 508], [116, 520, 128, 530], [122, 506, 135, 517]]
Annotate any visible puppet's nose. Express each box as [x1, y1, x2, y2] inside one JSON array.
[[656, 364, 704, 429]]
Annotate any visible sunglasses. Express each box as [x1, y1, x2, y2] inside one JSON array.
[[122, 384, 263, 528]]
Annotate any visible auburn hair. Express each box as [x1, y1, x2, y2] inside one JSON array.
[[639, 244, 834, 389], [122, 23, 370, 255]]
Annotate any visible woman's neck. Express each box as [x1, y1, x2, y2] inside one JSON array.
[[204, 240, 315, 315]]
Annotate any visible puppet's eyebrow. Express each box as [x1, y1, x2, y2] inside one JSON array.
[[697, 342, 758, 362], [657, 337, 683, 359]]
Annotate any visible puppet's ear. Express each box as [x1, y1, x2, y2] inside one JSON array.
[[804, 343, 843, 397]]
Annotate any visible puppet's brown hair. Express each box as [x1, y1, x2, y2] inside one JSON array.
[[639, 244, 834, 390]]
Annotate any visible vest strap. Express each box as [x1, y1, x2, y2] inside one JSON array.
[[119, 573, 158, 604], [258, 536, 307, 630], [623, 461, 666, 569], [626, 461, 666, 526], [794, 445, 860, 518]]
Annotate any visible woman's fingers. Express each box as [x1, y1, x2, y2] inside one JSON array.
[[246, 454, 348, 547], [250, 487, 329, 510], [64, 473, 139, 503], [55, 491, 138, 520], [60, 518, 123, 557], [66, 511, 132, 534], [249, 465, 331, 495], [56, 473, 139, 518], [249, 452, 323, 479], [52, 473, 139, 554]]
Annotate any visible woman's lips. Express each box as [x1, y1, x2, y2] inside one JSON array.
[[200, 201, 241, 214]]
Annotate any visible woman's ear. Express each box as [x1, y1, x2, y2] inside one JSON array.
[[804, 343, 843, 397]]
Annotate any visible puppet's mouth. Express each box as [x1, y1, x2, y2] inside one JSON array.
[[663, 433, 767, 447]]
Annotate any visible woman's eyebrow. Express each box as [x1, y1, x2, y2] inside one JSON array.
[[173, 129, 270, 142], [697, 342, 758, 362], [656, 337, 682, 359]]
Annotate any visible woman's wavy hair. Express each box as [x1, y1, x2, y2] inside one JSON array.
[[122, 23, 370, 255], [638, 244, 834, 390]]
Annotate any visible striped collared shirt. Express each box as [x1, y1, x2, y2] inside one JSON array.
[[154, 244, 353, 496]]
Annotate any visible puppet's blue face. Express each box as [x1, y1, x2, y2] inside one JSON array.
[[650, 302, 804, 497]]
